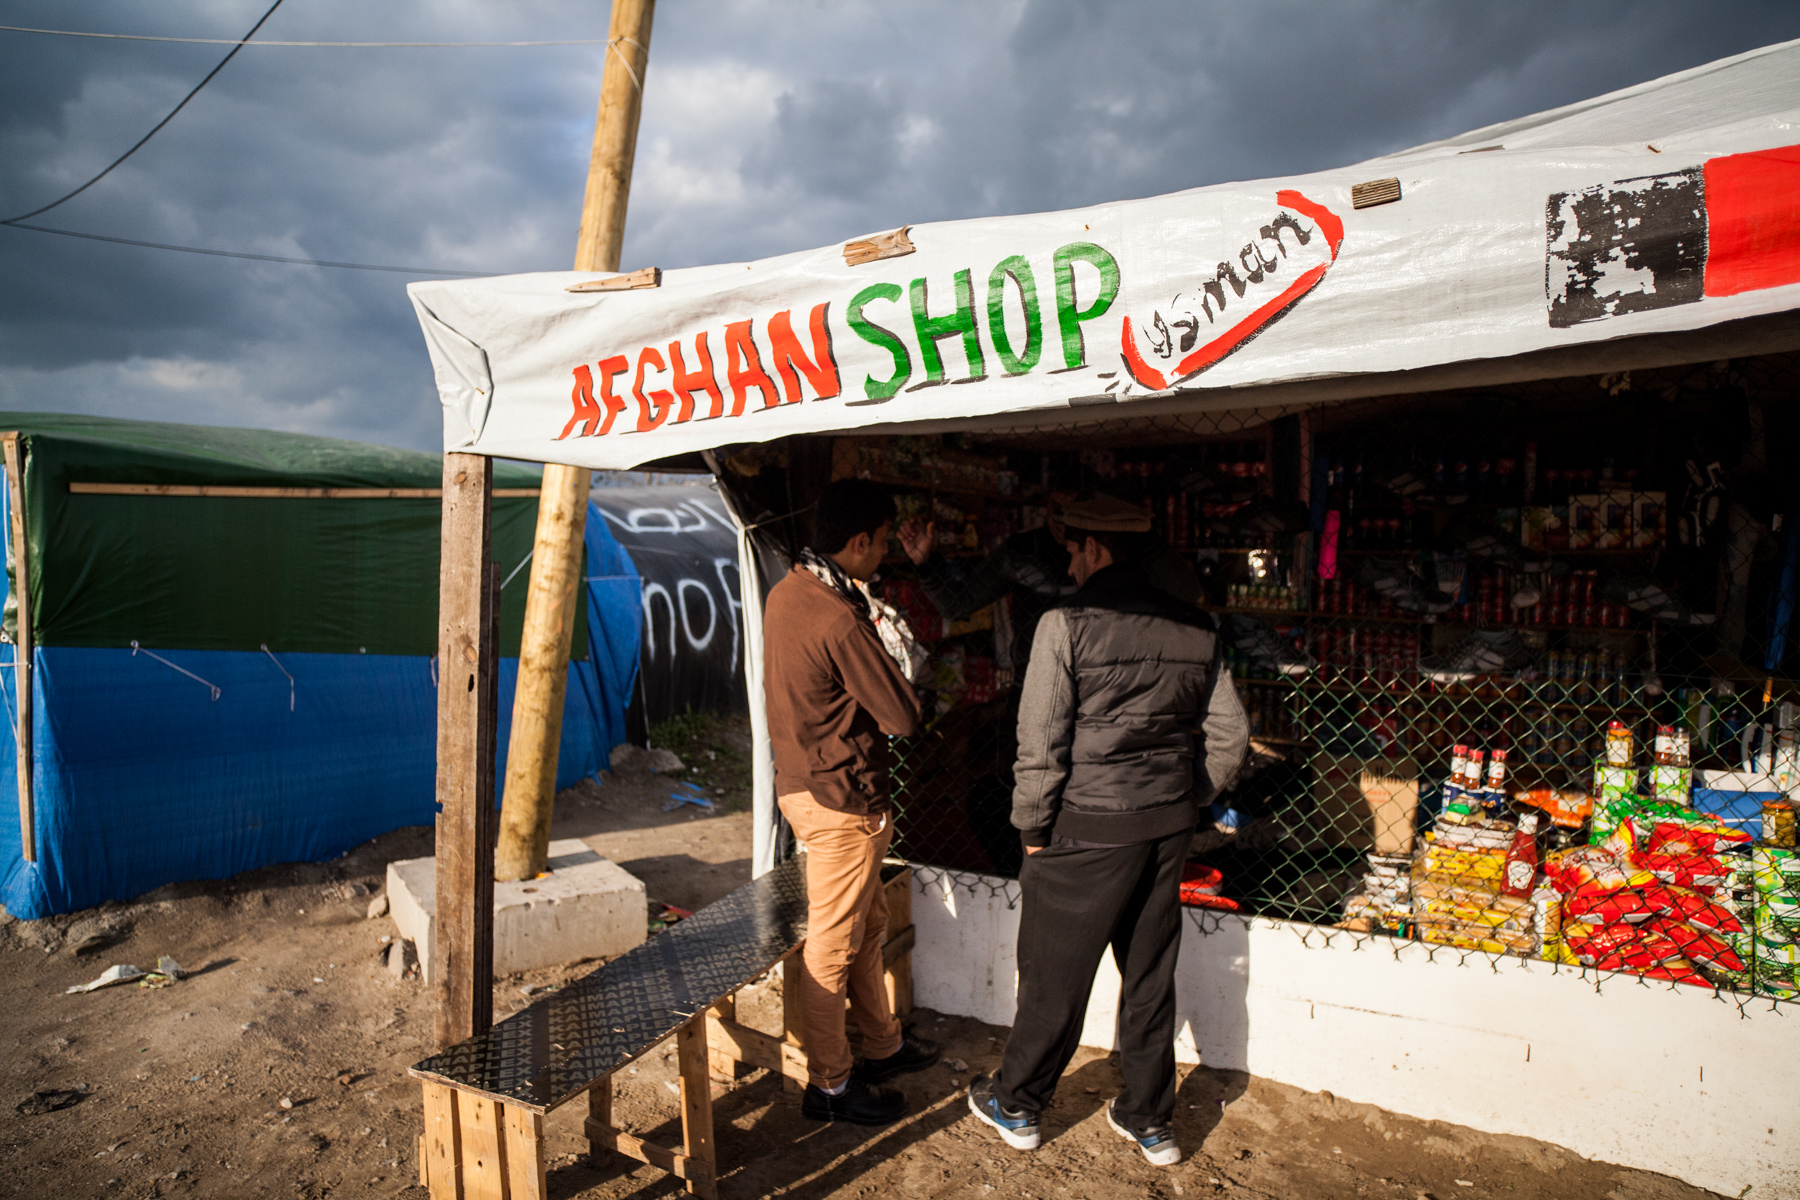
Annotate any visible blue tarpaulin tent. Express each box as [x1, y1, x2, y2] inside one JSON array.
[[0, 414, 641, 918]]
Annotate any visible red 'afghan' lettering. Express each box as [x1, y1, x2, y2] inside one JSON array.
[[593, 355, 629, 435], [724, 320, 780, 416], [767, 302, 840, 404], [558, 364, 601, 440], [668, 333, 724, 422], [633, 347, 675, 432]]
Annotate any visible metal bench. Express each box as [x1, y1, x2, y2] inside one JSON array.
[[409, 858, 915, 1199]]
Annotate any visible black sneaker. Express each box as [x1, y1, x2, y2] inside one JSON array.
[[855, 1030, 941, 1083], [801, 1076, 908, 1126]]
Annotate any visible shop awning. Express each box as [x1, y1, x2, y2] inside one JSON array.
[[410, 39, 1800, 469]]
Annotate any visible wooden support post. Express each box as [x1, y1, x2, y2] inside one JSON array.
[[779, 956, 806, 1094], [0, 434, 30, 863], [422, 1082, 464, 1200], [457, 1092, 507, 1200], [884, 865, 914, 1018], [676, 1018, 719, 1199], [495, 0, 657, 882], [493, 463, 590, 881], [586, 1077, 612, 1164], [501, 1105, 547, 1200], [574, 0, 656, 276], [435, 453, 498, 1048], [707, 995, 748, 1090]]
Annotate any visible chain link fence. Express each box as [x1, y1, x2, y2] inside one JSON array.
[[717, 350, 1800, 1010]]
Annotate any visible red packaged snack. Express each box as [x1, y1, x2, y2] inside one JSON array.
[[1180, 865, 1239, 910], [1646, 917, 1746, 972], [1642, 819, 1752, 855], [1639, 883, 1743, 933], [1563, 921, 1646, 959], [1563, 889, 1652, 923]]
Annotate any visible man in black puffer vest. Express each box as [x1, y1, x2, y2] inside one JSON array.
[[967, 494, 1248, 1167]]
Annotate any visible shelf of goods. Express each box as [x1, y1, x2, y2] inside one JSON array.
[[809, 388, 1799, 1004]]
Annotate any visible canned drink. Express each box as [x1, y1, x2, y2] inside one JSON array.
[[1764, 799, 1797, 849]]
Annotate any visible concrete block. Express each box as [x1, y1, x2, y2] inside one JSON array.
[[386, 839, 646, 984]]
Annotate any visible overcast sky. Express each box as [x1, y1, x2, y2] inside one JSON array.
[[2, 1, 1797, 454]]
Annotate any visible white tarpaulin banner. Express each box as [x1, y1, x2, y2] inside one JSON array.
[[409, 40, 1800, 469]]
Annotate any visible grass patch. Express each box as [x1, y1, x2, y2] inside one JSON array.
[[648, 710, 753, 814]]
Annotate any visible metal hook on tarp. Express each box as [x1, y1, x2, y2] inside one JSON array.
[[259, 643, 294, 711], [130, 640, 220, 701]]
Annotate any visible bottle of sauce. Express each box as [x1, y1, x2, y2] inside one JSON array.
[[1502, 812, 1542, 898]]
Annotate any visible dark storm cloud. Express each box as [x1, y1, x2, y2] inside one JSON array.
[[2, 1, 1797, 451]]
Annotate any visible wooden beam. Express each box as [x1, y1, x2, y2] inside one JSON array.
[[565, 266, 661, 293], [422, 1082, 466, 1200], [704, 1014, 809, 1087], [707, 996, 748, 1088], [68, 483, 538, 499], [573, 0, 655, 275], [676, 1017, 718, 1198], [494, 462, 590, 881], [499, 0, 657, 883], [779, 956, 806, 1094], [582, 1119, 715, 1190], [456, 1092, 508, 1200], [434, 453, 498, 1048], [501, 1105, 546, 1200], [1, 434, 31, 863]]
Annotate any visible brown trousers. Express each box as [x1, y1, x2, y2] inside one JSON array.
[[777, 792, 905, 1088]]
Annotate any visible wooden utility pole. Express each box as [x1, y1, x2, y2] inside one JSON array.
[[433, 455, 499, 1048], [493, 0, 656, 883]]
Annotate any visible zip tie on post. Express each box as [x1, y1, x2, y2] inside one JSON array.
[[607, 35, 645, 92], [429, 654, 439, 689], [260, 643, 295, 711], [130, 641, 220, 701]]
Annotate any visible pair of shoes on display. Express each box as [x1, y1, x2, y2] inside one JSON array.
[[801, 1029, 941, 1126], [1418, 628, 1537, 683], [1599, 573, 1717, 626], [965, 1075, 1180, 1167], [1358, 558, 1458, 615], [1223, 613, 1314, 676]]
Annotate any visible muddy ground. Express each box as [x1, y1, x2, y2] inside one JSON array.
[[1, 726, 1721, 1200]]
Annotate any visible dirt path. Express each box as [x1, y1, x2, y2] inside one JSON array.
[[1, 737, 1720, 1200]]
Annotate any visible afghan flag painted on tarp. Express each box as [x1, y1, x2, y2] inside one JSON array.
[[1547, 143, 1800, 326]]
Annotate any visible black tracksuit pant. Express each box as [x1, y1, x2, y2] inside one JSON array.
[[995, 827, 1193, 1132]]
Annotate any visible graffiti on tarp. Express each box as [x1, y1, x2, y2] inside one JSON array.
[[592, 485, 747, 721]]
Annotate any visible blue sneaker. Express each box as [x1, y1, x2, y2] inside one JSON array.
[[1106, 1098, 1180, 1166], [967, 1073, 1040, 1150]]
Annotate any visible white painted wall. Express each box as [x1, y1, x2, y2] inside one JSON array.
[[910, 867, 1797, 1199]]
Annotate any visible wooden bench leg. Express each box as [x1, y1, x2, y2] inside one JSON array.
[[708, 995, 748, 1093], [420, 1082, 545, 1200], [676, 1017, 719, 1199], [884, 864, 915, 1019], [586, 1076, 611, 1164], [422, 1082, 462, 1200], [780, 956, 806, 1095], [501, 1104, 547, 1200]]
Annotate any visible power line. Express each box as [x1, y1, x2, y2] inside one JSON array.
[[2, 221, 497, 277], [0, 0, 285, 225], [0, 24, 609, 48]]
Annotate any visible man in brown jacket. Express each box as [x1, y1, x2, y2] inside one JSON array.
[[764, 478, 939, 1125]]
